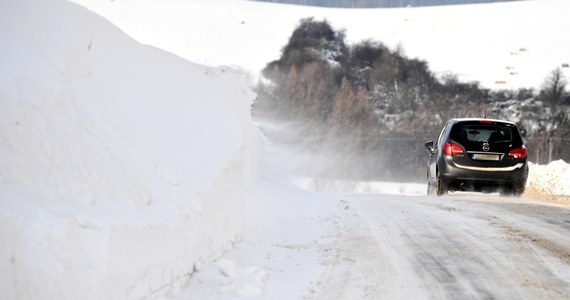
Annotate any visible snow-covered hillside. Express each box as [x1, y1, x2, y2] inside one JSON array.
[[72, 0, 570, 90], [0, 0, 262, 299]]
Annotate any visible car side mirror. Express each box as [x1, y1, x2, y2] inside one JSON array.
[[425, 141, 435, 156]]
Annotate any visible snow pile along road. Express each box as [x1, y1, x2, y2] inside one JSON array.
[[527, 160, 570, 199], [0, 0, 262, 299]]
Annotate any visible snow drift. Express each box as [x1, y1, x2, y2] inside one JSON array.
[[0, 0, 262, 299], [527, 160, 570, 198]]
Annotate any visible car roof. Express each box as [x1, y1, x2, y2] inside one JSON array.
[[448, 118, 517, 126]]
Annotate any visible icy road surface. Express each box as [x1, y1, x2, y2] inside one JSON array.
[[316, 193, 570, 299], [171, 183, 570, 300]]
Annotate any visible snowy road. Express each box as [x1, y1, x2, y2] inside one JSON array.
[[172, 181, 570, 300], [315, 193, 570, 299]]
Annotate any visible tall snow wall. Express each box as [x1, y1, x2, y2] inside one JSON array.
[[0, 0, 263, 299]]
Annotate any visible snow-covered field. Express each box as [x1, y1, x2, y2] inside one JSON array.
[[1, 0, 570, 299], [71, 0, 570, 90]]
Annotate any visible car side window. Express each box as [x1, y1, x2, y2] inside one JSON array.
[[436, 123, 448, 146]]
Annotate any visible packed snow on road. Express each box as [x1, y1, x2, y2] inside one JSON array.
[[2, 0, 570, 299]]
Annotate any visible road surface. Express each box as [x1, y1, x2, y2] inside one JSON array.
[[311, 193, 570, 299]]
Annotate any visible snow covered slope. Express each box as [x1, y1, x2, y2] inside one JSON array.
[[0, 0, 262, 299], [71, 0, 570, 90]]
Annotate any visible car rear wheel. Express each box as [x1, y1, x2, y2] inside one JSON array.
[[513, 185, 525, 196], [500, 184, 525, 197], [510, 185, 525, 197], [436, 174, 448, 196]]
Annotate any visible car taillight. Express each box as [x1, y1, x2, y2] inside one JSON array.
[[443, 142, 464, 156], [508, 146, 527, 159]]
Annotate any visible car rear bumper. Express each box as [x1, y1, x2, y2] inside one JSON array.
[[438, 156, 528, 190]]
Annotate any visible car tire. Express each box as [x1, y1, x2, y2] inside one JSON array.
[[436, 174, 448, 196], [513, 185, 525, 197], [499, 187, 513, 196], [500, 185, 525, 197]]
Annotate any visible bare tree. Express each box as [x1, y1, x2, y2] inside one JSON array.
[[540, 68, 567, 108]]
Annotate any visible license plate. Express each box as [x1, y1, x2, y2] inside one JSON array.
[[472, 154, 500, 161]]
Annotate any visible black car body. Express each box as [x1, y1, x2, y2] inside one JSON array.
[[425, 118, 528, 196]]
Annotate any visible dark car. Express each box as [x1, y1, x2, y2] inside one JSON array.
[[424, 118, 528, 196]]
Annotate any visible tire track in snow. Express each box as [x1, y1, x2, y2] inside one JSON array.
[[305, 199, 399, 300]]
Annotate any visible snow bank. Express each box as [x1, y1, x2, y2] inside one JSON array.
[[527, 160, 570, 199], [168, 179, 337, 300], [0, 0, 262, 299]]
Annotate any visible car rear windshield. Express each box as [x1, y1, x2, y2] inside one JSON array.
[[450, 123, 513, 143]]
